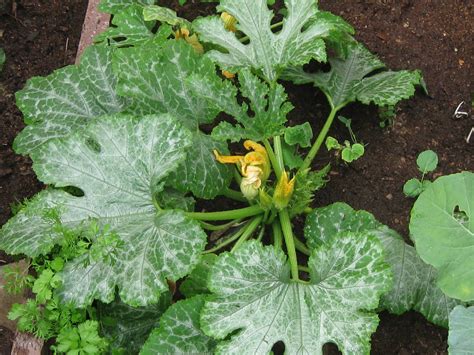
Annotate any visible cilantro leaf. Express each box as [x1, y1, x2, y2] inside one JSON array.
[[32, 269, 61, 304], [14, 46, 126, 155], [448, 306, 474, 354], [283, 42, 422, 110], [194, 0, 329, 82], [188, 69, 293, 142], [0, 114, 208, 307], [201, 239, 391, 354], [410, 172, 474, 302], [305, 202, 463, 327], [54, 320, 108, 355], [98, 293, 171, 353], [142, 296, 217, 354]]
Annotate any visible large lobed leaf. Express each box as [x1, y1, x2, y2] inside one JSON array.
[[98, 0, 155, 14], [188, 69, 293, 142], [448, 306, 474, 355], [141, 296, 216, 354], [0, 114, 207, 307], [410, 172, 474, 302], [201, 238, 391, 354], [113, 40, 233, 198], [194, 0, 331, 82], [14, 46, 127, 155], [283, 42, 422, 110], [97, 293, 171, 354], [304, 202, 463, 327]]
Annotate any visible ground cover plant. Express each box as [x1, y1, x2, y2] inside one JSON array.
[[0, 0, 472, 353]]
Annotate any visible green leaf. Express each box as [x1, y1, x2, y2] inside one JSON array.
[[143, 5, 191, 28], [113, 40, 219, 129], [180, 254, 218, 298], [283, 42, 422, 110], [341, 143, 364, 163], [201, 239, 391, 354], [403, 178, 423, 198], [0, 48, 5, 72], [188, 69, 293, 142], [304, 202, 463, 327], [1, 114, 208, 307], [98, 0, 155, 14], [113, 41, 233, 198], [284, 123, 313, 148], [325, 136, 341, 151], [98, 293, 171, 353], [54, 320, 108, 354], [410, 172, 474, 302], [281, 142, 304, 170], [14, 46, 126, 155], [141, 296, 217, 354], [416, 150, 438, 173], [33, 269, 60, 304], [167, 133, 233, 199], [448, 306, 474, 355], [95, 4, 156, 47], [156, 188, 195, 212], [288, 165, 330, 218], [194, 0, 329, 82]]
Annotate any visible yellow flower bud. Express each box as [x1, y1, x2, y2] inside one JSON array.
[[273, 171, 295, 210], [222, 70, 236, 79], [221, 12, 237, 32], [174, 27, 204, 54]]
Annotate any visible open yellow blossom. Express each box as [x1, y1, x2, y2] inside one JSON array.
[[273, 170, 296, 210], [214, 140, 270, 200], [174, 28, 204, 54], [220, 12, 237, 32]]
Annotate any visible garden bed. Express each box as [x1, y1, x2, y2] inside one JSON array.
[[0, 0, 472, 354]]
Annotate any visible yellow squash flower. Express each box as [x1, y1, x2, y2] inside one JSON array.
[[174, 27, 204, 54], [273, 170, 296, 210], [214, 140, 270, 200], [220, 12, 237, 32]]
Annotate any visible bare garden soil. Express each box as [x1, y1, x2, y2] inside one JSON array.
[[0, 0, 472, 354]]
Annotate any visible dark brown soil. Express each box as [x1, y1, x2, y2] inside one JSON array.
[[0, 0, 472, 354]]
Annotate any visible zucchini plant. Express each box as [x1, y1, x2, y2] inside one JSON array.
[[1, 0, 467, 353]]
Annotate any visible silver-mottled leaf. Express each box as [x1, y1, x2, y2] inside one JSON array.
[[194, 0, 328, 82], [283, 43, 421, 109], [304, 202, 463, 327], [98, 0, 155, 14], [141, 296, 216, 355], [113, 40, 219, 129], [1, 114, 207, 307], [168, 133, 233, 199], [201, 239, 391, 354], [97, 292, 171, 353], [448, 306, 474, 355], [14, 46, 126, 155]]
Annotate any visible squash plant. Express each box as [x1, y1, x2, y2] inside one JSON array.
[[0, 0, 463, 353]]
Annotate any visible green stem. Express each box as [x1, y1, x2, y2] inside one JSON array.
[[299, 107, 339, 173], [222, 188, 247, 202], [200, 218, 242, 231], [203, 221, 249, 254], [231, 216, 263, 252], [294, 236, 311, 256], [263, 139, 282, 180], [256, 226, 265, 242], [239, 21, 283, 43], [279, 209, 299, 281], [273, 136, 285, 177], [186, 205, 263, 221], [272, 221, 283, 250], [298, 265, 310, 273]]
